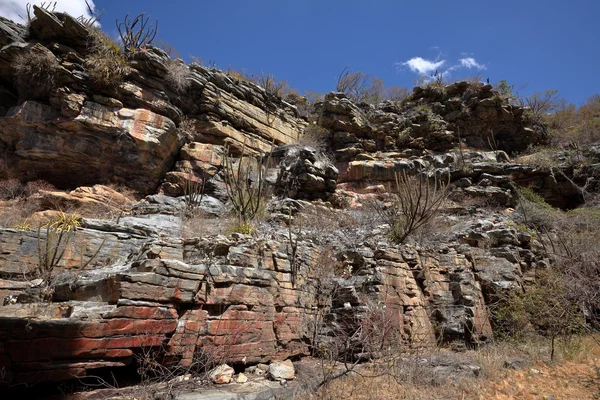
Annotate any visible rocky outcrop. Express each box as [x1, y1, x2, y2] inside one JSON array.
[[0, 16, 26, 47], [0, 197, 540, 385], [274, 145, 339, 201], [318, 84, 545, 162], [0, 8, 306, 195], [0, 6, 584, 393]]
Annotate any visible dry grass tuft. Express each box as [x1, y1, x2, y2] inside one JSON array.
[[303, 336, 600, 400], [13, 45, 60, 102], [85, 29, 130, 87], [166, 60, 191, 92]]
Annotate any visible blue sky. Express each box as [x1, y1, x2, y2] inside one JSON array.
[[1, 0, 598, 105]]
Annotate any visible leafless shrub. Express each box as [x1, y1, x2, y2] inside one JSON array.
[[336, 67, 370, 100], [295, 124, 333, 165], [13, 45, 60, 102], [134, 345, 216, 398], [386, 86, 410, 102], [23, 180, 56, 197], [524, 89, 562, 122], [0, 198, 41, 228], [181, 210, 231, 239], [378, 170, 450, 244], [222, 143, 272, 233], [130, 318, 251, 398], [182, 169, 206, 214], [153, 39, 181, 59], [166, 59, 190, 92], [0, 179, 24, 200], [116, 13, 158, 53], [258, 72, 288, 97], [177, 117, 196, 142]]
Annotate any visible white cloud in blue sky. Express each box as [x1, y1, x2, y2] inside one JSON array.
[[459, 57, 486, 70], [0, 0, 96, 24], [398, 53, 486, 81], [401, 57, 445, 76]]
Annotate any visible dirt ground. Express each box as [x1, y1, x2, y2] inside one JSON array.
[[305, 337, 600, 400]]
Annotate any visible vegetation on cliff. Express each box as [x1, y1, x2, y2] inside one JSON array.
[[0, 4, 598, 399]]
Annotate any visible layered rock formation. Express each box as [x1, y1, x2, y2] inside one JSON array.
[[1, 207, 537, 384], [0, 6, 594, 393], [0, 7, 305, 195]]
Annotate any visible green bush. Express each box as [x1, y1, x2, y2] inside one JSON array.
[[491, 268, 584, 360]]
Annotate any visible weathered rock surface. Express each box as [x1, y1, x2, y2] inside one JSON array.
[[268, 359, 295, 381], [0, 203, 536, 384], [0, 100, 182, 194], [274, 145, 339, 200], [0, 11, 306, 195], [0, 7, 584, 394], [209, 364, 235, 384], [37, 184, 133, 212], [317, 85, 545, 161]]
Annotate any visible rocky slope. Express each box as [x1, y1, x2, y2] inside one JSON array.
[[0, 6, 598, 392]]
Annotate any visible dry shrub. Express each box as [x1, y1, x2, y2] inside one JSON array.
[[257, 72, 288, 98], [0, 198, 41, 228], [296, 125, 330, 158], [166, 60, 190, 92], [133, 345, 216, 398], [0, 179, 24, 200], [514, 146, 567, 168], [178, 117, 197, 141], [85, 29, 130, 87], [222, 144, 271, 232], [13, 45, 60, 102], [23, 180, 56, 197], [410, 214, 454, 248], [0, 180, 55, 227], [153, 39, 181, 59], [378, 170, 450, 244], [225, 67, 255, 85], [181, 210, 231, 238]]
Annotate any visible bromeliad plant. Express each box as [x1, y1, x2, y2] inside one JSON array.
[[35, 212, 105, 301]]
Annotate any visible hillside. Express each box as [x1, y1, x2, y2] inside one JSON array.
[[0, 6, 599, 399]]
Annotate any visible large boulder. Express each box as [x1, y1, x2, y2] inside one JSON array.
[[0, 101, 182, 194]]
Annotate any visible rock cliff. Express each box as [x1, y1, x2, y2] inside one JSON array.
[[0, 6, 596, 392]]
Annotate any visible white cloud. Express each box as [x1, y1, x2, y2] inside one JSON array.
[[401, 57, 446, 76], [0, 0, 96, 24], [459, 57, 486, 70], [398, 52, 487, 83]]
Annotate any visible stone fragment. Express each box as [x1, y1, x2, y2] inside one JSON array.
[[209, 364, 235, 384], [268, 359, 295, 381]]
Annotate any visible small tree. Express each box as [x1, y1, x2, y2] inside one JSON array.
[[380, 170, 450, 244], [493, 268, 584, 361], [335, 67, 387, 104], [525, 89, 563, 122]]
